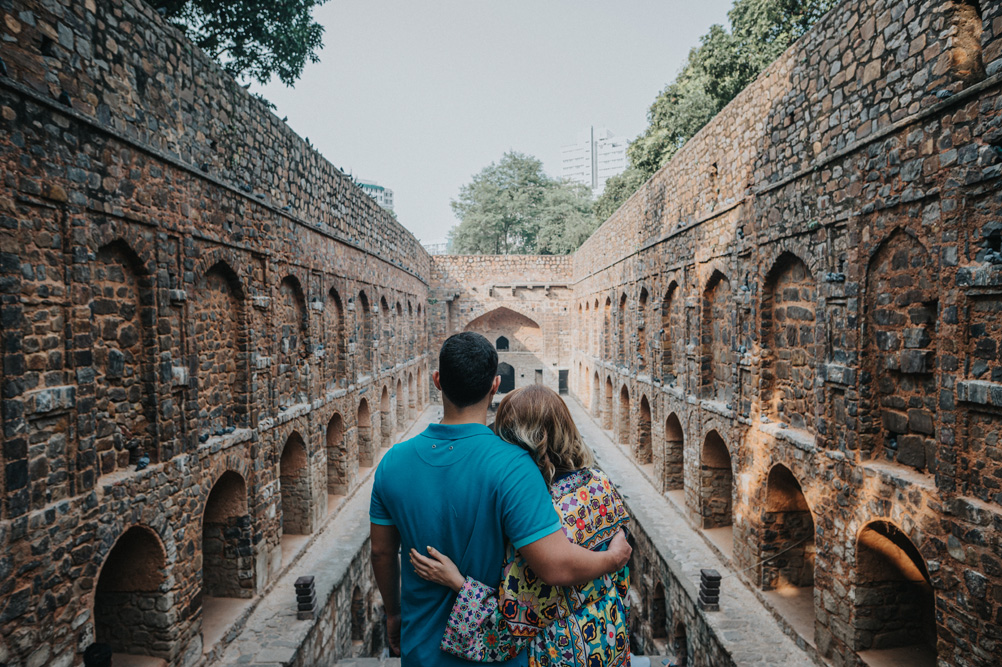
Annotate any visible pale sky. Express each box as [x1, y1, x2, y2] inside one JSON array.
[[252, 0, 735, 245]]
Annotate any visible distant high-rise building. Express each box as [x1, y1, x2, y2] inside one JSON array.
[[357, 179, 395, 212], [560, 127, 628, 197]]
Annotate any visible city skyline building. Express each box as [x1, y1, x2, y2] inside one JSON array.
[[357, 178, 395, 212], [560, 126, 628, 197]]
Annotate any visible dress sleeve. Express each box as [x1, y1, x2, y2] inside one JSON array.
[[440, 577, 531, 662]]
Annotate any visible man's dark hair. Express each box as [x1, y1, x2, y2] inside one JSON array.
[[83, 643, 113, 667], [438, 333, 498, 407]]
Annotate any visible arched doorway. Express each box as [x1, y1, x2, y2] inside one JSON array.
[[357, 399, 373, 467], [637, 395, 652, 463], [618, 385, 630, 445], [395, 378, 405, 434], [700, 431, 732, 529], [671, 621, 689, 667], [651, 582, 667, 648], [498, 362, 515, 393], [760, 465, 814, 590], [280, 433, 310, 535], [496, 335, 509, 351], [380, 386, 392, 446], [94, 526, 170, 659], [603, 377, 614, 430], [664, 414, 684, 491], [591, 371, 600, 416], [408, 372, 417, 420], [854, 521, 936, 663], [326, 413, 347, 496], [202, 471, 254, 598]]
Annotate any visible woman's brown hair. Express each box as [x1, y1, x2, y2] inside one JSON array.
[[494, 385, 594, 484]]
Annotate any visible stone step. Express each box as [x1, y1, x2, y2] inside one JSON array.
[[332, 657, 676, 666]]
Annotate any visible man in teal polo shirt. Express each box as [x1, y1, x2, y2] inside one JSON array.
[[370, 332, 631, 665]]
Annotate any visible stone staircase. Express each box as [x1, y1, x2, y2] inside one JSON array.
[[333, 658, 678, 666]]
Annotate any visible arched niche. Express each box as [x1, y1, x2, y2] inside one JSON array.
[[699, 431, 732, 529], [761, 253, 817, 432], [498, 362, 515, 394], [760, 465, 815, 593], [603, 376, 614, 430], [279, 432, 310, 535], [664, 414, 684, 491], [202, 471, 254, 599], [357, 291, 373, 375], [94, 526, 170, 659], [92, 241, 156, 476], [637, 395, 652, 463], [326, 412, 347, 495], [325, 288, 346, 387], [194, 262, 247, 436], [380, 385, 392, 445], [463, 307, 542, 354], [701, 271, 733, 403], [618, 385, 631, 445], [853, 521, 936, 660], [864, 229, 937, 471], [357, 399, 374, 467]]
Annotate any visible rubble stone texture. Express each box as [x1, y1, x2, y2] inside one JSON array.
[[0, 0, 1001, 666]]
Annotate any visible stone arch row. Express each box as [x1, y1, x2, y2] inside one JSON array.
[[87, 365, 427, 661], [78, 236, 427, 482], [583, 364, 936, 658], [576, 228, 948, 475]]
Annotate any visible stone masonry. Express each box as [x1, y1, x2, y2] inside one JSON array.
[[1, 0, 1001, 666], [0, 0, 428, 664]]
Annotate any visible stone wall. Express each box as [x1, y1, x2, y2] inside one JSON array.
[[429, 255, 574, 398], [432, 1, 1002, 666], [0, 0, 429, 664]]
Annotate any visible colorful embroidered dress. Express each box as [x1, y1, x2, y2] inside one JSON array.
[[441, 467, 631, 666]]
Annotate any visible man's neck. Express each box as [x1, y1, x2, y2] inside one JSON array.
[[440, 399, 491, 426]]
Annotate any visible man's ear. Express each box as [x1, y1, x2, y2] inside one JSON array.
[[432, 370, 442, 391], [490, 375, 501, 394]]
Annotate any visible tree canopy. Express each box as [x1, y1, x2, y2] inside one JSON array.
[[148, 0, 328, 85], [449, 152, 595, 255], [594, 0, 837, 220]]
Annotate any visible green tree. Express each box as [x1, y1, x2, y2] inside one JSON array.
[[148, 0, 328, 85], [597, 0, 837, 221], [449, 152, 594, 255]]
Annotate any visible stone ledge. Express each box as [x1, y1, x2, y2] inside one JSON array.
[[23, 385, 75, 416], [956, 380, 1002, 408]]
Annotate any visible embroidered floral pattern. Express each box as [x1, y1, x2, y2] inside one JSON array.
[[440, 468, 631, 665]]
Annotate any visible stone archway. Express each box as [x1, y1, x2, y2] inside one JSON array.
[[603, 377, 614, 430], [498, 362, 515, 394], [202, 471, 254, 599], [700, 431, 732, 529], [618, 385, 631, 445], [664, 413, 684, 491], [760, 465, 815, 592], [637, 395, 652, 463], [326, 413, 347, 495], [280, 433, 310, 535], [380, 386, 392, 446], [853, 521, 936, 662], [408, 372, 417, 419], [357, 399, 374, 467], [395, 378, 405, 434], [94, 526, 171, 659]]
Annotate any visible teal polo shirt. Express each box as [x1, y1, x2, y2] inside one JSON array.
[[370, 422, 561, 666]]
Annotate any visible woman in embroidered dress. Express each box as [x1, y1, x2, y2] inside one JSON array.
[[409, 385, 633, 667]]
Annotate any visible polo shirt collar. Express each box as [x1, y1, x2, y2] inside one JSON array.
[[423, 422, 493, 440]]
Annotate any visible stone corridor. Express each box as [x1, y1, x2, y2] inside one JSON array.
[[2, 0, 1002, 665]]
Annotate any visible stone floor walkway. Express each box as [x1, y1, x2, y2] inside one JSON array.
[[208, 406, 442, 667], [567, 398, 820, 667]]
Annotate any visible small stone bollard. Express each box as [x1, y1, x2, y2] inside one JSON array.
[[698, 569, 721, 611], [295, 575, 316, 620]]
